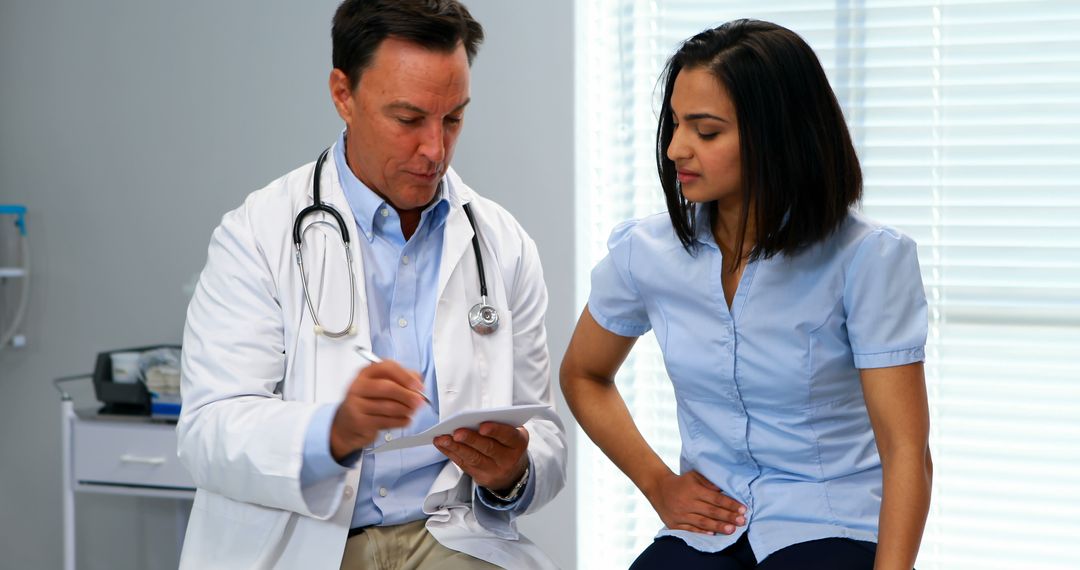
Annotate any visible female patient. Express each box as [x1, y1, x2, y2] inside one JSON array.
[[561, 19, 931, 570]]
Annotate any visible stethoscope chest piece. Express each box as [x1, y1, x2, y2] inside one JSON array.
[[468, 296, 499, 335], [461, 202, 499, 335]]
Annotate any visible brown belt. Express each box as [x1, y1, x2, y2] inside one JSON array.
[[347, 526, 367, 538]]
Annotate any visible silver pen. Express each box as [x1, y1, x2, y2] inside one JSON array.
[[353, 346, 434, 407]]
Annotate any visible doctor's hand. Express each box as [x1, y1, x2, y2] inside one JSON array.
[[645, 470, 747, 536], [434, 422, 530, 495], [329, 360, 425, 462]]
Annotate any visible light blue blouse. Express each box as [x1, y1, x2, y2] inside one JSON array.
[[587, 209, 927, 561]]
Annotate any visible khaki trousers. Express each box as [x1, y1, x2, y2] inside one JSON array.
[[340, 519, 503, 570]]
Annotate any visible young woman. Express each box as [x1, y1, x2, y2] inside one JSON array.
[[561, 20, 932, 570]]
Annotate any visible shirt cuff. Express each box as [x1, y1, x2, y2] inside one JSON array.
[[587, 305, 650, 338], [300, 403, 351, 488], [475, 459, 536, 513], [853, 346, 925, 369]]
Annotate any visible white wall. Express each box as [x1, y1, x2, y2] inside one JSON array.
[[0, 1, 576, 568]]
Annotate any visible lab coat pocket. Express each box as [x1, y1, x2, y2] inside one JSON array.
[[182, 491, 292, 569], [468, 307, 514, 407], [423, 469, 473, 522]]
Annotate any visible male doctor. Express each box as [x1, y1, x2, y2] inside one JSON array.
[[176, 1, 567, 568]]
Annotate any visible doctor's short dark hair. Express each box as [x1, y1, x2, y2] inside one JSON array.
[[657, 19, 862, 261], [332, 0, 484, 89]]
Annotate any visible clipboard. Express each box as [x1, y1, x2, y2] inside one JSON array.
[[374, 404, 550, 453]]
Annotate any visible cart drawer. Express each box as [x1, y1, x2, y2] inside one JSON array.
[[73, 420, 194, 490]]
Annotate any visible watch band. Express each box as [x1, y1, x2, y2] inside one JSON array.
[[485, 465, 530, 503]]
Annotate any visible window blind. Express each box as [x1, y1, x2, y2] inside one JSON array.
[[575, 2, 1080, 568]]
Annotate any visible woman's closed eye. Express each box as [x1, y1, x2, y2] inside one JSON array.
[[673, 117, 720, 140]]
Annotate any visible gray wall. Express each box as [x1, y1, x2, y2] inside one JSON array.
[[457, 3, 577, 570], [0, 1, 576, 568]]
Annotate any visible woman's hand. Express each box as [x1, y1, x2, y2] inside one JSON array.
[[645, 470, 747, 535]]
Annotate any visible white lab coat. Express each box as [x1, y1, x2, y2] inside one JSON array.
[[176, 145, 567, 569]]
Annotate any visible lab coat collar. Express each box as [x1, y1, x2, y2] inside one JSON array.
[[434, 172, 477, 308]]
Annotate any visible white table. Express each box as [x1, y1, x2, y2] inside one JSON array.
[[59, 386, 195, 570]]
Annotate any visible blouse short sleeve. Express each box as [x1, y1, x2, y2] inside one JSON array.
[[587, 220, 651, 337], [843, 228, 929, 369]]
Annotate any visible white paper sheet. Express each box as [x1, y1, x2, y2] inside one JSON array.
[[373, 404, 551, 453]]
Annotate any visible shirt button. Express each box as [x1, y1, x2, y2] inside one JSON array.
[[343, 486, 354, 498], [379, 487, 389, 498], [398, 318, 408, 328], [384, 433, 393, 442], [380, 208, 389, 217], [401, 255, 410, 265]]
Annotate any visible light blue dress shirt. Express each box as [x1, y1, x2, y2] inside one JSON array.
[[587, 209, 927, 561], [300, 135, 524, 528]]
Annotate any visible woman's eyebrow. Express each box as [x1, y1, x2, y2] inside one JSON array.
[[683, 112, 729, 123]]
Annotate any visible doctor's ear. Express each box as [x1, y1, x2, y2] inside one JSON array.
[[328, 68, 357, 123]]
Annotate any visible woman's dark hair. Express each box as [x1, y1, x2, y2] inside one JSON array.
[[332, 0, 484, 89], [657, 19, 862, 262]]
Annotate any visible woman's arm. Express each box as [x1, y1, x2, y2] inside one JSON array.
[[560, 307, 745, 535], [860, 362, 933, 570]]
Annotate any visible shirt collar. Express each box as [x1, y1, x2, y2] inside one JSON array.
[[692, 203, 719, 249], [333, 130, 451, 243]]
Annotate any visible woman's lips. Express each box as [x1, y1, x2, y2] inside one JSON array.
[[677, 171, 700, 184]]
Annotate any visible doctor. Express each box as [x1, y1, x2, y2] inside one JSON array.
[[176, 1, 566, 568]]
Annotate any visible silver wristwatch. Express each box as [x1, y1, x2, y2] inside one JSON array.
[[485, 465, 530, 503]]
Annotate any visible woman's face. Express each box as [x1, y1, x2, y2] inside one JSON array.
[[666, 67, 742, 207]]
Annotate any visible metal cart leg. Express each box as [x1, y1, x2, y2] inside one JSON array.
[[62, 397, 75, 570]]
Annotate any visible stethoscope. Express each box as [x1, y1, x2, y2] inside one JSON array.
[[292, 147, 499, 339]]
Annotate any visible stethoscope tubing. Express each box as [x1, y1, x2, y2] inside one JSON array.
[[293, 146, 498, 338], [294, 148, 358, 338], [461, 200, 488, 299]]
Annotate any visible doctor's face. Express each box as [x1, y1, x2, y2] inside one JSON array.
[[330, 37, 470, 210]]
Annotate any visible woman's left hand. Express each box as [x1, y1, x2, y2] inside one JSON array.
[[645, 470, 747, 535]]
